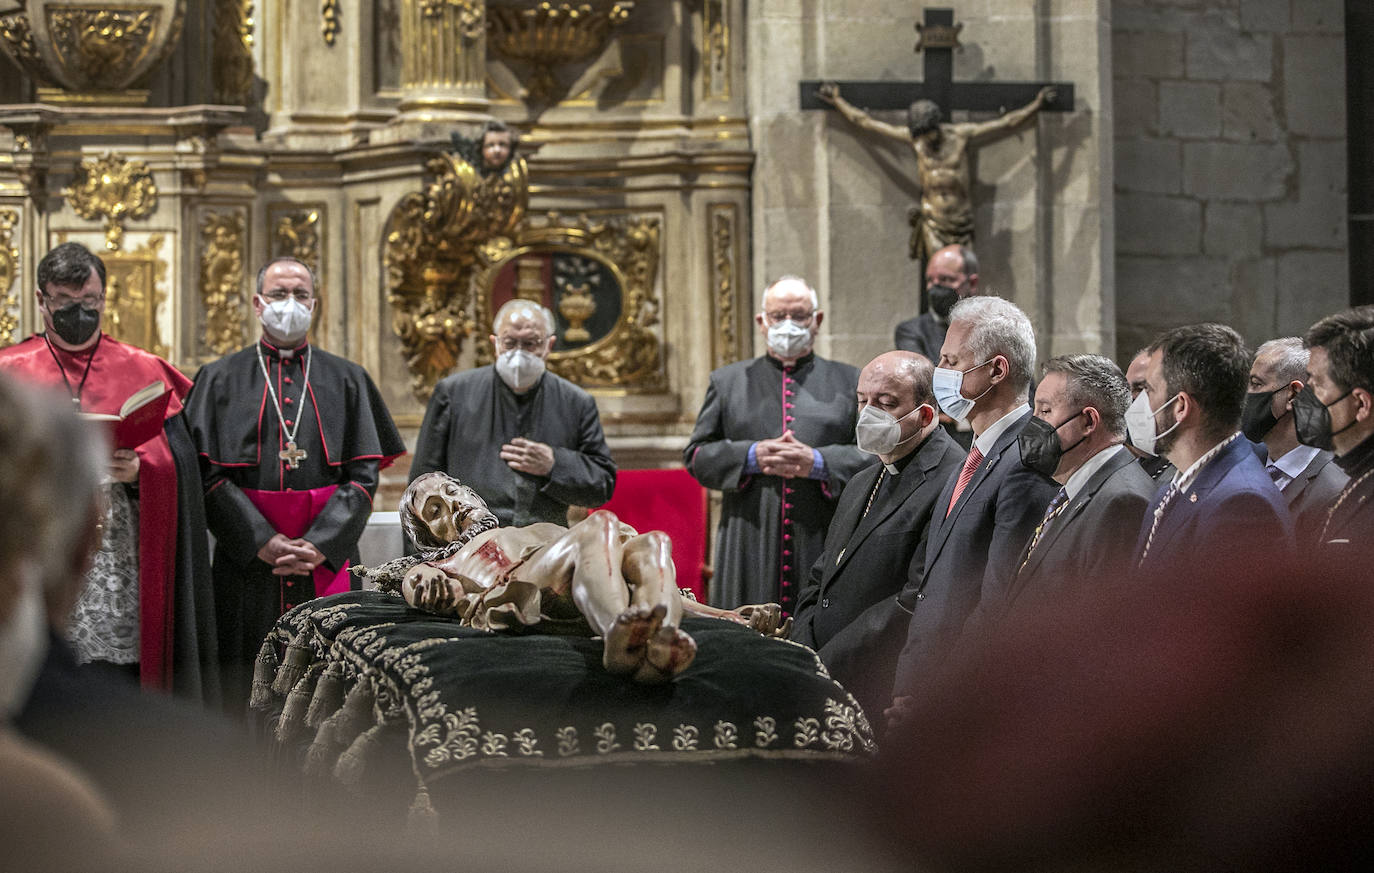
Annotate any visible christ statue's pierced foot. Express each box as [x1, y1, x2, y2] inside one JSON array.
[[604, 604, 695, 682]]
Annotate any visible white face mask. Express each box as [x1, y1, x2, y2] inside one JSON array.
[[1125, 389, 1182, 457], [767, 320, 813, 360], [856, 404, 929, 456], [495, 348, 546, 392], [259, 296, 313, 345], [932, 359, 996, 423], [0, 562, 49, 718]]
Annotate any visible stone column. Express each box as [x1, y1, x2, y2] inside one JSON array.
[[397, 0, 490, 118]]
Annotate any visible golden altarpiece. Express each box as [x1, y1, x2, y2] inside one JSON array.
[[0, 0, 752, 493]]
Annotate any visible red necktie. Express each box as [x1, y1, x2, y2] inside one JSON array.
[[946, 445, 985, 517]]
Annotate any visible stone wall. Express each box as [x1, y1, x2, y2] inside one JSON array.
[[1113, 0, 1347, 357], [749, 0, 1115, 370]]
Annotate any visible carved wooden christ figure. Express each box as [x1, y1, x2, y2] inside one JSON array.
[[358, 472, 788, 684], [818, 82, 1055, 261]]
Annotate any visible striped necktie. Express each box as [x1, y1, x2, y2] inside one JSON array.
[[1017, 488, 1069, 575], [946, 445, 985, 518]]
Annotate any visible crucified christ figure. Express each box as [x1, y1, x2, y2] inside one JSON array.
[[818, 83, 1056, 262], [357, 472, 788, 684]]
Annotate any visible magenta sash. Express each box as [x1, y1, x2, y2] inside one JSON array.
[[242, 486, 352, 597]]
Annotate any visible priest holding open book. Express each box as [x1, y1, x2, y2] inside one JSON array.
[[184, 257, 405, 710], [0, 242, 219, 701]]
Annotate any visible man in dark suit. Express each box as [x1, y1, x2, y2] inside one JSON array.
[[889, 296, 1059, 703], [1129, 324, 1293, 578], [893, 244, 979, 362], [791, 351, 965, 718], [1299, 306, 1374, 569], [1000, 354, 1157, 613], [1125, 346, 1175, 481], [1243, 337, 1347, 544]]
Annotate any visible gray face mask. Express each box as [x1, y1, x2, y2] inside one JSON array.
[[767, 320, 813, 359], [855, 404, 928, 456], [495, 348, 545, 392], [259, 296, 313, 345]]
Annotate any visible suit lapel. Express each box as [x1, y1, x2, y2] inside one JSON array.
[[925, 413, 1025, 569], [821, 464, 879, 583], [1147, 439, 1245, 560], [1018, 450, 1130, 581], [831, 450, 935, 579]]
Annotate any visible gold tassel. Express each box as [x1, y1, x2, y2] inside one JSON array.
[[406, 785, 440, 836], [306, 661, 347, 728], [271, 628, 314, 696], [248, 639, 279, 710], [275, 663, 323, 744], [334, 723, 384, 791]]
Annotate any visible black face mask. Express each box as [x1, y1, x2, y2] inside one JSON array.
[[1018, 410, 1088, 479], [928, 284, 959, 321], [1240, 388, 1285, 443], [47, 301, 101, 346], [1293, 384, 1354, 451]]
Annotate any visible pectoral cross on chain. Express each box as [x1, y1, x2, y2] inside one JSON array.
[[279, 441, 307, 469]]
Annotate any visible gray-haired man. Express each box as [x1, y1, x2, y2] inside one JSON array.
[[411, 299, 616, 530], [1244, 337, 1348, 544]]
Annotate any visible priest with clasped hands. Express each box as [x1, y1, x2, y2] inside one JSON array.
[[185, 257, 405, 710]]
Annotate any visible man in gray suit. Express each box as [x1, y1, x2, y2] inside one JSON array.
[[1000, 354, 1157, 613], [791, 351, 965, 719], [889, 296, 1058, 706], [1244, 337, 1348, 544]]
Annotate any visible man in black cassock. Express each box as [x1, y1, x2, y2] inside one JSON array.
[[184, 257, 404, 709], [409, 299, 616, 529], [684, 276, 867, 613]]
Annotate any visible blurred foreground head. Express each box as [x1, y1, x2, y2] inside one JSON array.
[[0, 374, 105, 715]]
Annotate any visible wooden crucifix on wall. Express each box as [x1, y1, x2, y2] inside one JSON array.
[[800, 7, 1075, 262]]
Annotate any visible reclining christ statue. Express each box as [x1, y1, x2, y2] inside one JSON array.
[[357, 472, 788, 683]]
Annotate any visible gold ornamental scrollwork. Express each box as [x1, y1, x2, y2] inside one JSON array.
[[101, 233, 169, 359], [420, 0, 482, 36], [63, 153, 158, 251], [487, 1, 633, 104], [0, 209, 19, 347], [476, 212, 666, 392], [384, 140, 529, 401], [271, 206, 323, 280], [198, 211, 247, 357], [213, 0, 255, 104], [0, 12, 46, 82], [321, 0, 339, 45], [709, 204, 738, 368], [702, 0, 728, 101], [47, 6, 161, 85]]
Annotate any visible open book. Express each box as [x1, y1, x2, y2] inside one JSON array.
[[81, 381, 171, 450]]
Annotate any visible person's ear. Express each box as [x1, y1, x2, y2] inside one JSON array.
[[1285, 380, 1304, 409], [755, 312, 767, 331], [1082, 407, 1099, 435], [544, 334, 556, 357], [1353, 387, 1373, 423], [812, 310, 824, 330]]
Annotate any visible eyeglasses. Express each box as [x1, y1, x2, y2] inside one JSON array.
[[763, 310, 815, 325], [41, 290, 104, 309], [498, 336, 548, 353], [261, 290, 313, 303]]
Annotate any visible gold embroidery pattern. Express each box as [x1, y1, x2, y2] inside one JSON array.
[[672, 724, 698, 751], [632, 723, 659, 751], [198, 210, 247, 357], [0, 208, 18, 347], [754, 716, 777, 748]]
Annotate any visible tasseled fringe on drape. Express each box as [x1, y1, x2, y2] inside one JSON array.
[[249, 637, 280, 710], [276, 662, 325, 744], [271, 627, 315, 696], [406, 785, 439, 837]]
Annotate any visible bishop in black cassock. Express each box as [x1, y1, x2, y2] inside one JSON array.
[[184, 259, 404, 709]]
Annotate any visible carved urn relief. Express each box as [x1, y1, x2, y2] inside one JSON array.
[[0, 0, 186, 104]]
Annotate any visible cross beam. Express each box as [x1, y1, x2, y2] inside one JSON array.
[[798, 7, 1074, 117]]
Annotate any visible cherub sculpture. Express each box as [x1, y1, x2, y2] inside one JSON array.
[[357, 472, 788, 683]]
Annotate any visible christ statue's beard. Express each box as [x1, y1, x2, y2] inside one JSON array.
[[421, 510, 500, 562]]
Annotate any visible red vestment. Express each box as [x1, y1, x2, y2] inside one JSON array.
[[0, 333, 191, 690]]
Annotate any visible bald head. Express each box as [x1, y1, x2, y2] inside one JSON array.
[[861, 351, 935, 407]]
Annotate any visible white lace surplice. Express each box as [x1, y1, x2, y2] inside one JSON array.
[[67, 483, 141, 665]]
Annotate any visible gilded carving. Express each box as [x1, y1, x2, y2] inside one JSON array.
[[487, 1, 633, 103], [0, 209, 19, 347], [702, 0, 728, 101], [101, 233, 169, 359], [385, 134, 529, 400], [477, 213, 666, 391], [419, 0, 482, 36], [271, 206, 323, 279], [199, 211, 247, 357], [63, 153, 158, 251], [47, 6, 160, 85], [0, 12, 47, 83], [321, 0, 339, 45], [709, 204, 737, 368], [213, 0, 255, 104]]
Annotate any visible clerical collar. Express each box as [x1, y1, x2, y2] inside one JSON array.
[[882, 430, 932, 475], [767, 350, 815, 371], [259, 336, 310, 361]]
